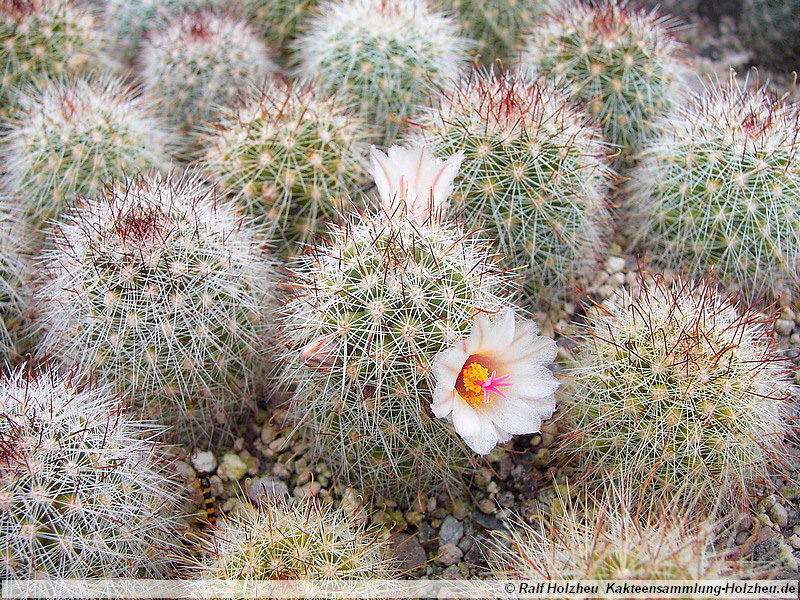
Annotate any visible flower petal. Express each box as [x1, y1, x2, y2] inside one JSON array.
[[370, 145, 395, 213], [451, 398, 482, 439], [510, 366, 561, 399]]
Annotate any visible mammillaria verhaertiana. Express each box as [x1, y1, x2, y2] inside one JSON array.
[[200, 80, 372, 254], [194, 497, 397, 581], [0, 364, 181, 579], [0, 75, 171, 231], [33, 171, 277, 444], [494, 480, 768, 581], [242, 0, 318, 54], [280, 144, 559, 500], [407, 69, 613, 305], [558, 272, 795, 508], [742, 0, 800, 69], [140, 10, 278, 145], [624, 78, 800, 303], [291, 0, 470, 145], [0, 0, 106, 117], [519, 0, 683, 165], [0, 204, 31, 361]]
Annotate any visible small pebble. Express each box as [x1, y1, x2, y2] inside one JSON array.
[[437, 543, 463, 566], [247, 476, 289, 505], [775, 319, 794, 336], [735, 530, 750, 545], [605, 256, 626, 273], [439, 516, 464, 546], [221, 452, 248, 481], [191, 451, 217, 475], [292, 481, 322, 497], [770, 502, 789, 529]]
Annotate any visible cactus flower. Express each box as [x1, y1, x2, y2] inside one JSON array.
[[370, 144, 463, 225], [431, 308, 559, 455]]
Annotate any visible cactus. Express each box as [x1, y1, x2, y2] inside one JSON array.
[[0, 0, 107, 117], [199, 80, 372, 253], [519, 0, 683, 164], [558, 272, 795, 508], [140, 10, 279, 146], [443, 0, 559, 63], [291, 0, 470, 145], [624, 78, 800, 303], [0, 204, 32, 361], [0, 363, 181, 579], [742, 0, 800, 69], [407, 69, 614, 305], [195, 497, 396, 580], [242, 0, 318, 53], [34, 171, 277, 445], [494, 480, 768, 582], [0, 75, 171, 231]]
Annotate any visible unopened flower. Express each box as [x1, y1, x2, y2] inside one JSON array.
[[370, 144, 463, 225], [431, 308, 559, 455]]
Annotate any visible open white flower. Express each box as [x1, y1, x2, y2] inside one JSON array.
[[432, 308, 559, 455], [370, 144, 463, 225]]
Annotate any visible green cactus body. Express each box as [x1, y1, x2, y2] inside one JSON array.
[[559, 274, 794, 507], [408, 70, 613, 305], [281, 215, 513, 500], [243, 0, 318, 53], [34, 172, 277, 444], [291, 0, 470, 145], [0, 206, 30, 360], [0, 365, 180, 579], [742, 0, 800, 69], [200, 81, 372, 254], [625, 80, 800, 302], [0, 0, 106, 117], [197, 498, 396, 580], [0, 76, 171, 230], [140, 10, 278, 142], [519, 0, 682, 165]]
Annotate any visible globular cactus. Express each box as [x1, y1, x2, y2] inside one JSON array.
[[443, 0, 559, 63], [742, 0, 800, 69], [624, 78, 800, 303], [0, 0, 107, 117], [558, 272, 795, 508], [280, 145, 559, 499], [200, 80, 372, 253], [291, 0, 470, 145], [140, 10, 279, 145], [0, 204, 32, 361], [519, 0, 683, 164], [195, 497, 396, 581], [407, 69, 614, 305], [34, 171, 277, 445], [0, 75, 171, 231], [494, 481, 768, 582], [0, 363, 181, 579], [242, 0, 318, 54]]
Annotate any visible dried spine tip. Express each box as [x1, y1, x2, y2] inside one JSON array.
[[624, 77, 800, 302], [407, 68, 613, 304], [519, 0, 683, 163], [0, 363, 181, 579], [200, 80, 372, 253], [292, 0, 471, 144], [34, 171, 277, 444], [559, 272, 795, 508]]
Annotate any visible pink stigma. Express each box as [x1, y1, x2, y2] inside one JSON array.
[[478, 371, 512, 404]]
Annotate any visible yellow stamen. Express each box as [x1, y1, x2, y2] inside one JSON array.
[[459, 362, 489, 406]]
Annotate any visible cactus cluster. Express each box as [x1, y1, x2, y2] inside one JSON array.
[[196, 498, 396, 581], [242, 0, 318, 53], [34, 171, 277, 444], [0, 364, 180, 579], [0, 75, 171, 230], [742, 0, 800, 69], [519, 0, 683, 164], [0, 0, 106, 116], [559, 272, 794, 508], [0, 206, 31, 360], [291, 0, 470, 144], [200, 80, 372, 253], [408, 69, 613, 304], [625, 78, 800, 302], [140, 10, 278, 145]]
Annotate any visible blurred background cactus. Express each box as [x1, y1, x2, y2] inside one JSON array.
[[0, 75, 171, 232], [742, 0, 800, 69], [408, 69, 613, 305], [0, 0, 107, 118], [0, 364, 181, 579], [0, 205, 31, 361], [291, 0, 470, 144], [624, 78, 800, 303], [195, 497, 396, 580], [200, 80, 372, 254], [242, 0, 318, 57], [558, 273, 794, 507], [34, 171, 276, 444], [140, 10, 278, 152], [519, 0, 683, 165]]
